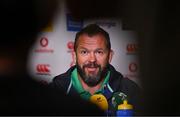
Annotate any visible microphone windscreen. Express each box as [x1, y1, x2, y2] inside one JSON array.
[[90, 94, 108, 111], [112, 92, 127, 109]]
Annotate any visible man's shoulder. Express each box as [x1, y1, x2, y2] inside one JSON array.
[[50, 66, 76, 91], [114, 71, 140, 92], [53, 72, 69, 82], [109, 64, 140, 91], [120, 77, 140, 91], [52, 66, 76, 82], [51, 73, 70, 91]]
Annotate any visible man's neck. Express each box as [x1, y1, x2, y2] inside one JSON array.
[[78, 74, 103, 95]]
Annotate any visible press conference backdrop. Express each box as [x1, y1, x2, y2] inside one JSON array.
[[27, 1, 139, 85]]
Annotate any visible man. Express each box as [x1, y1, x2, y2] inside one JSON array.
[[0, 0, 103, 115], [51, 24, 141, 115]]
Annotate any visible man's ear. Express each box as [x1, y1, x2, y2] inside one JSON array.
[[108, 49, 114, 63], [70, 51, 76, 66]]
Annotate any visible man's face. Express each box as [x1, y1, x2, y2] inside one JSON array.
[[75, 34, 112, 87]]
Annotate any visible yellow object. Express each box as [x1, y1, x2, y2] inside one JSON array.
[[90, 94, 108, 111], [118, 100, 133, 110]]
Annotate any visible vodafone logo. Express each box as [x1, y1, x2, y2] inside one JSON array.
[[40, 37, 48, 47], [34, 36, 54, 53], [36, 64, 51, 75], [129, 62, 138, 73], [126, 43, 138, 54]]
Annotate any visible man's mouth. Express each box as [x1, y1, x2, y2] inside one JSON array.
[[83, 63, 100, 74], [86, 67, 97, 72]]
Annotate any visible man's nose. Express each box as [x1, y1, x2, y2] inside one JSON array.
[[89, 52, 97, 62]]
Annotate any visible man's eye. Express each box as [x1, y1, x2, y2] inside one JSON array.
[[80, 50, 88, 55], [96, 51, 104, 55]]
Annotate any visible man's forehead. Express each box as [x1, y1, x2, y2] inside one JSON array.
[[77, 39, 108, 51], [77, 34, 107, 44]]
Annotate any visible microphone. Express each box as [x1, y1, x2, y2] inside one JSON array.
[[90, 94, 108, 111], [111, 92, 128, 110]]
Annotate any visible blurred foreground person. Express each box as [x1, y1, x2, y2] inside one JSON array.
[[120, 0, 180, 115], [0, 0, 103, 115]]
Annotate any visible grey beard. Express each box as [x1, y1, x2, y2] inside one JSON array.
[[76, 62, 109, 87]]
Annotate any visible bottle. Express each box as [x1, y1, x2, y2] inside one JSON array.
[[116, 100, 133, 117]]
